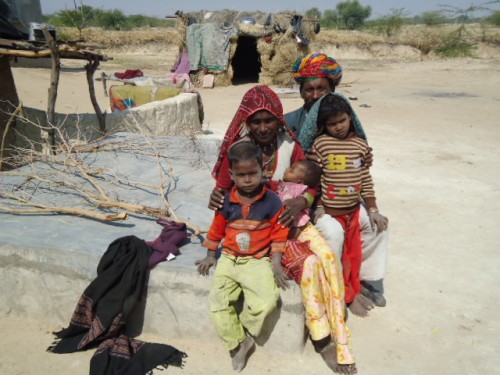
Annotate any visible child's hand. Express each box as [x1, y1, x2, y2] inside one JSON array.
[[272, 261, 289, 290], [312, 205, 325, 224], [279, 197, 307, 228], [195, 256, 217, 276], [368, 211, 389, 233]]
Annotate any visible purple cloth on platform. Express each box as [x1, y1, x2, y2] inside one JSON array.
[[146, 219, 188, 267], [172, 52, 191, 75]]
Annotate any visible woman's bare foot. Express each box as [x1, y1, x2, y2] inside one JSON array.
[[348, 294, 374, 317], [231, 336, 255, 372], [337, 363, 358, 374], [320, 343, 357, 374], [320, 342, 340, 372]]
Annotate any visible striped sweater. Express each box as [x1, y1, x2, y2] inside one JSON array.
[[313, 134, 375, 209]]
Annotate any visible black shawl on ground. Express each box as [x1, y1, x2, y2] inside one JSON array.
[[48, 235, 186, 374]]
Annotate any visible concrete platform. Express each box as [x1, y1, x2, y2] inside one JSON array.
[[0, 133, 306, 353]]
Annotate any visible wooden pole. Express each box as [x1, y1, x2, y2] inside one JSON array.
[[0, 102, 23, 171], [85, 55, 106, 133], [42, 27, 60, 155]]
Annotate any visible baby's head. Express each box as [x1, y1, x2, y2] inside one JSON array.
[[283, 160, 322, 188]]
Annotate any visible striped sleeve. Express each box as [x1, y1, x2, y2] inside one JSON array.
[[203, 211, 226, 251]]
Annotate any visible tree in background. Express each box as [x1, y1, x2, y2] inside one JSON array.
[[336, 0, 372, 29], [421, 11, 447, 26], [371, 8, 408, 37], [55, 2, 95, 40], [487, 10, 500, 25], [94, 9, 126, 30], [305, 7, 322, 20], [321, 9, 339, 28], [436, 1, 500, 56], [440, 1, 500, 23]]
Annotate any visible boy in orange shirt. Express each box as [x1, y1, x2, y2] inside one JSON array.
[[196, 141, 289, 372]]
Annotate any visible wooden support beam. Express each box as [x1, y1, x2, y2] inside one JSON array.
[[85, 55, 106, 133], [42, 27, 60, 155]]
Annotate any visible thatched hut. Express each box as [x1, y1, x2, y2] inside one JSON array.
[[172, 10, 320, 87]]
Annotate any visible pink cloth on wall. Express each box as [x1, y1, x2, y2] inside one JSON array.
[[171, 52, 191, 74]]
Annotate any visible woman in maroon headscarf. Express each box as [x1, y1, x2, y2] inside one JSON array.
[[210, 85, 311, 224], [208, 85, 357, 374]]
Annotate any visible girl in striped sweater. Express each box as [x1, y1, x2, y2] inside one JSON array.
[[311, 94, 389, 318]]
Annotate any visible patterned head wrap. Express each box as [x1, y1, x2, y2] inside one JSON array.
[[292, 53, 343, 86], [298, 93, 367, 151], [212, 85, 298, 179]]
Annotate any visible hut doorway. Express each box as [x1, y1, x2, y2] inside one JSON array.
[[231, 35, 261, 84]]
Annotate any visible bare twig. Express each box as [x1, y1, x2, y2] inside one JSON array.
[[1, 108, 207, 233], [0, 101, 23, 171]]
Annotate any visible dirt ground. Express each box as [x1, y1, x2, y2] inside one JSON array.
[[2, 52, 500, 375]]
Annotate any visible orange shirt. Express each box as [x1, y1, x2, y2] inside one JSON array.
[[203, 186, 288, 258]]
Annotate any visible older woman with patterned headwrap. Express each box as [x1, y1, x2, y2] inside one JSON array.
[[285, 53, 345, 136], [286, 53, 389, 313]]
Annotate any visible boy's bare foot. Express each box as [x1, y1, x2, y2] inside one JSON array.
[[348, 294, 374, 317], [320, 343, 357, 374], [231, 336, 255, 372]]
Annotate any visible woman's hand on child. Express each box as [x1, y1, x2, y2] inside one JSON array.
[[368, 211, 389, 233], [279, 197, 307, 227], [363, 146, 374, 168], [208, 188, 226, 211], [305, 148, 322, 166], [195, 256, 217, 276]]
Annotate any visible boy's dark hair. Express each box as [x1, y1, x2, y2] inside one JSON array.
[[296, 160, 322, 187], [228, 141, 263, 167], [316, 94, 353, 136]]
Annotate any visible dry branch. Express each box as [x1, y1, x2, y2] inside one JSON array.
[[0, 101, 23, 171], [0, 192, 127, 222], [1, 109, 206, 234]]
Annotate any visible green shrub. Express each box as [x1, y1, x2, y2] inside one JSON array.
[[366, 9, 407, 37], [320, 9, 339, 29], [436, 26, 475, 57], [486, 10, 500, 25], [421, 11, 447, 26]]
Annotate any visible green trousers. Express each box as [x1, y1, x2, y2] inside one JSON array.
[[209, 253, 279, 350]]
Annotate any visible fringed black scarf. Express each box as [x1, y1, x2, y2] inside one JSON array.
[[48, 235, 186, 374]]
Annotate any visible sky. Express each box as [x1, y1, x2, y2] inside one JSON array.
[[39, 0, 500, 18]]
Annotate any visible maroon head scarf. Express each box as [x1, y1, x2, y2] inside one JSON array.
[[212, 85, 297, 179]]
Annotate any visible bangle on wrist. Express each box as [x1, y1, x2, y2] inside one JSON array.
[[303, 192, 314, 207], [368, 207, 379, 214]]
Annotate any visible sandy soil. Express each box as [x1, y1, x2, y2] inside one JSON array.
[[3, 53, 500, 374]]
